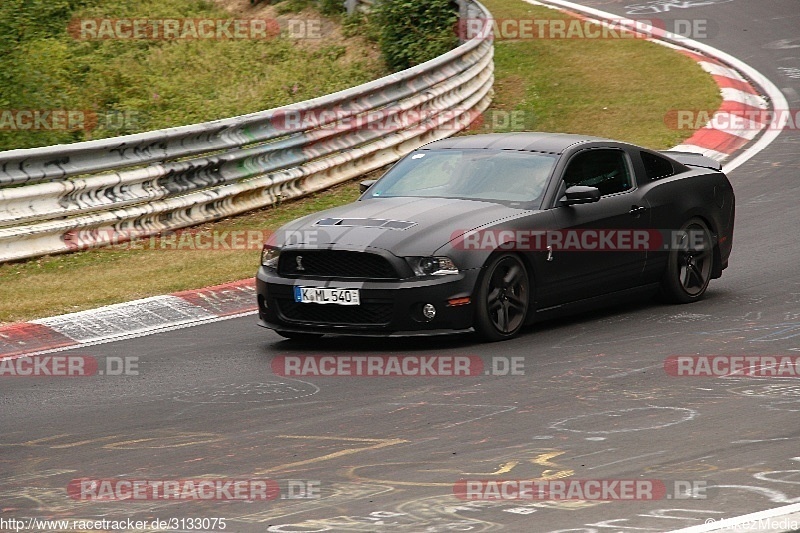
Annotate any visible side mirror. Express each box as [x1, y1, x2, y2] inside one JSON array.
[[360, 180, 377, 193], [561, 185, 600, 205]]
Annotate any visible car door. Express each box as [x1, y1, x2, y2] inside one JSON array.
[[534, 147, 651, 308]]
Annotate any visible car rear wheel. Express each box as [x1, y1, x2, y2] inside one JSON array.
[[475, 254, 530, 342], [660, 217, 714, 303]]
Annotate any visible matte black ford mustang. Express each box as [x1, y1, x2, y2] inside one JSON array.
[[257, 133, 734, 341]]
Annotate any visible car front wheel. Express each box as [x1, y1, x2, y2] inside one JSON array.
[[474, 254, 530, 342]]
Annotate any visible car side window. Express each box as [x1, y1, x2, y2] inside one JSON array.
[[563, 149, 632, 196], [640, 151, 675, 181]]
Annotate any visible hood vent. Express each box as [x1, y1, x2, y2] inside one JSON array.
[[314, 218, 416, 230]]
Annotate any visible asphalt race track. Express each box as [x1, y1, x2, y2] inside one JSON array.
[[2, 1, 799, 531]]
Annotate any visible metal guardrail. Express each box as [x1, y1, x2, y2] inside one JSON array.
[[344, 0, 373, 14], [0, 0, 493, 262]]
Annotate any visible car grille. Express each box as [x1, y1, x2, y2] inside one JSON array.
[[278, 250, 398, 279], [276, 300, 394, 325]]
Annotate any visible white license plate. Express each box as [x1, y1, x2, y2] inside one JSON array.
[[294, 287, 361, 305]]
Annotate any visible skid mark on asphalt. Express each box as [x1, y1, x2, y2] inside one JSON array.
[[346, 447, 576, 488], [464, 450, 574, 481], [549, 406, 698, 434], [734, 437, 794, 444], [264, 493, 611, 532], [726, 382, 800, 412], [1, 469, 76, 483], [254, 436, 407, 475], [386, 402, 516, 428], [0, 431, 224, 450], [696, 321, 800, 341], [172, 379, 320, 404], [234, 482, 396, 525], [586, 451, 666, 470]]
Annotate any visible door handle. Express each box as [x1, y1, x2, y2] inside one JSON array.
[[629, 205, 647, 216]]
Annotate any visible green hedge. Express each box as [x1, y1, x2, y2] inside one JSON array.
[[0, 0, 380, 150], [268, 0, 345, 15], [373, 0, 460, 71]]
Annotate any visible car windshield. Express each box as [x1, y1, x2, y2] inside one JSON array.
[[365, 149, 556, 206]]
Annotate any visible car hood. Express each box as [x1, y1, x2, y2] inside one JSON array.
[[274, 197, 533, 256]]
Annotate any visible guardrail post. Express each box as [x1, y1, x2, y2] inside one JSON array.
[[459, 0, 470, 23]]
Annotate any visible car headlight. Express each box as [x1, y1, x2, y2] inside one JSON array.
[[407, 256, 459, 276], [261, 246, 281, 270]]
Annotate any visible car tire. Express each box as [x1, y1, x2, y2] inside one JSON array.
[[474, 254, 530, 342], [659, 217, 714, 304], [276, 331, 324, 341]]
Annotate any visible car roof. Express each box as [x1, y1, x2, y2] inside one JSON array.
[[420, 132, 609, 155]]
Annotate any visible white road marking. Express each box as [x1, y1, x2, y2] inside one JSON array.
[[699, 61, 746, 81], [667, 502, 800, 532], [527, 0, 788, 173]]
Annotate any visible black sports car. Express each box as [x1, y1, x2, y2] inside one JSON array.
[[256, 132, 734, 341]]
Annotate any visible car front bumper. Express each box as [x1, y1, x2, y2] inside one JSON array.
[[256, 266, 481, 337]]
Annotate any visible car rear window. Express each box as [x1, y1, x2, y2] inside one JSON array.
[[641, 151, 676, 181]]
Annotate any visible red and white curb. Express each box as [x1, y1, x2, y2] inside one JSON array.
[[0, 278, 257, 359], [526, 0, 785, 171], [671, 48, 769, 162]]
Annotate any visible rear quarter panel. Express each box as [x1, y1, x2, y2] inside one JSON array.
[[641, 168, 735, 281]]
